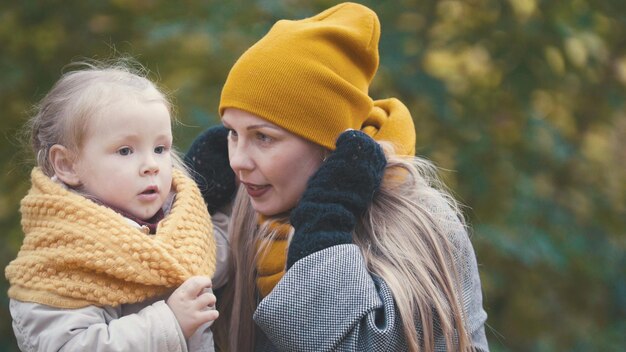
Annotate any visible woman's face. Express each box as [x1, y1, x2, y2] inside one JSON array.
[[222, 108, 325, 216]]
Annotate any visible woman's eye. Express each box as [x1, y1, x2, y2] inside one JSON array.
[[117, 147, 132, 156], [256, 132, 272, 143], [154, 146, 165, 154], [228, 129, 238, 139]]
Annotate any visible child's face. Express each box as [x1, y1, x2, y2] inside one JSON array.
[[72, 99, 174, 220]]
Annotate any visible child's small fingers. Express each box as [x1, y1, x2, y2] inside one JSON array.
[[178, 276, 213, 297], [196, 291, 217, 309], [197, 308, 219, 323]]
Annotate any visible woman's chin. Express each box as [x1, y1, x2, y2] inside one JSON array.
[[253, 207, 279, 217], [251, 201, 292, 218]]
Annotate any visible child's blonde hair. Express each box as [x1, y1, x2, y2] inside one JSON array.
[[29, 59, 187, 176]]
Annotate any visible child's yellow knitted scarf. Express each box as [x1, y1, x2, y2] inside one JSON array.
[[5, 168, 216, 309], [255, 217, 292, 298]]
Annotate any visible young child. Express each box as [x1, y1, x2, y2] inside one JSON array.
[[5, 61, 218, 351]]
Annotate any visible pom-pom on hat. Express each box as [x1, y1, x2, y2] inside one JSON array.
[[219, 2, 416, 156]]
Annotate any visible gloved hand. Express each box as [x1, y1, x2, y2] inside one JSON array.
[[184, 126, 237, 215], [287, 130, 387, 269]]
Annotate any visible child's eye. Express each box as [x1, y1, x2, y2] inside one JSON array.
[[117, 147, 133, 156], [154, 146, 165, 154], [228, 129, 238, 139]]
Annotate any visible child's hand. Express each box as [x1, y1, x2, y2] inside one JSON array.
[[166, 276, 218, 339]]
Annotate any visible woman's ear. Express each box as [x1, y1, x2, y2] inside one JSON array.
[[48, 145, 81, 186]]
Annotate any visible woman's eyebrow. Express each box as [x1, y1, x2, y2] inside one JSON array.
[[247, 124, 281, 131]]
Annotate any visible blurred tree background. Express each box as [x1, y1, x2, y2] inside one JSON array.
[[1, 0, 624, 351]]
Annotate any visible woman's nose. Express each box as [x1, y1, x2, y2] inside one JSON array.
[[229, 143, 254, 173]]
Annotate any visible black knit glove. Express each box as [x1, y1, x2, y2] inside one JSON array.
[[287, 130, 387, 269], [184, 126, 237, 215]]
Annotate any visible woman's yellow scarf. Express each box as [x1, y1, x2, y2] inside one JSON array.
[[5, 168, 215, 308], [255, 218, 292, 298]]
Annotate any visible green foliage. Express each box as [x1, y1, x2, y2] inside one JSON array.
[[1, 0, 624, 351]]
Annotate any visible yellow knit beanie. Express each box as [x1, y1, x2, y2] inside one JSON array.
[[219, 2, 416, 156]]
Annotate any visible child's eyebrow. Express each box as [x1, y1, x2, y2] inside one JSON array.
[[110, 132, 172, 142]]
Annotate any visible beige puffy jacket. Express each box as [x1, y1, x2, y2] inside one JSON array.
[[10, 295, 213, 352], [9, 210, 231, 352]]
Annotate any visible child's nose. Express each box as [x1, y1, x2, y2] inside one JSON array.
[[141, 156, 159, 175]]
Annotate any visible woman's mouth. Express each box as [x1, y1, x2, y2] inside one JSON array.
[[243, 182, 270, 198]]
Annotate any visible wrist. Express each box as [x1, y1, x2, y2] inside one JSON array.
[[165, 302, 193, 339]]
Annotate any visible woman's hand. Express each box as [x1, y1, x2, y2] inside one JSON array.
[[166, 276, 218, 339], [287, 130, 386, 268], [185, 126, 237, 215]]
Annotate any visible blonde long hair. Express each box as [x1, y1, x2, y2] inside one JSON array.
[[214, 143, 473, 352]]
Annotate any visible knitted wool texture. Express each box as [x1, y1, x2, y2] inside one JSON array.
[[219, 2, 416, 156], [255, 218, 292, 298], [287, 130, 387, 269], [5, 168, 216, 308], [184, 125, 236, 215], [254, 131, 386, 296]]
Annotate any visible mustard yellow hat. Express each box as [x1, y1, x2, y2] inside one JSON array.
[[219, 2, 416, 156]]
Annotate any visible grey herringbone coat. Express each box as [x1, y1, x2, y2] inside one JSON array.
[[252, 201, 489, 351]]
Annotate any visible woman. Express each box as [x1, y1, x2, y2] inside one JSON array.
[[186, 3, 489, 351]]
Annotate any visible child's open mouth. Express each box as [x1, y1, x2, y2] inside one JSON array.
[[138, 186, 159, 201]]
